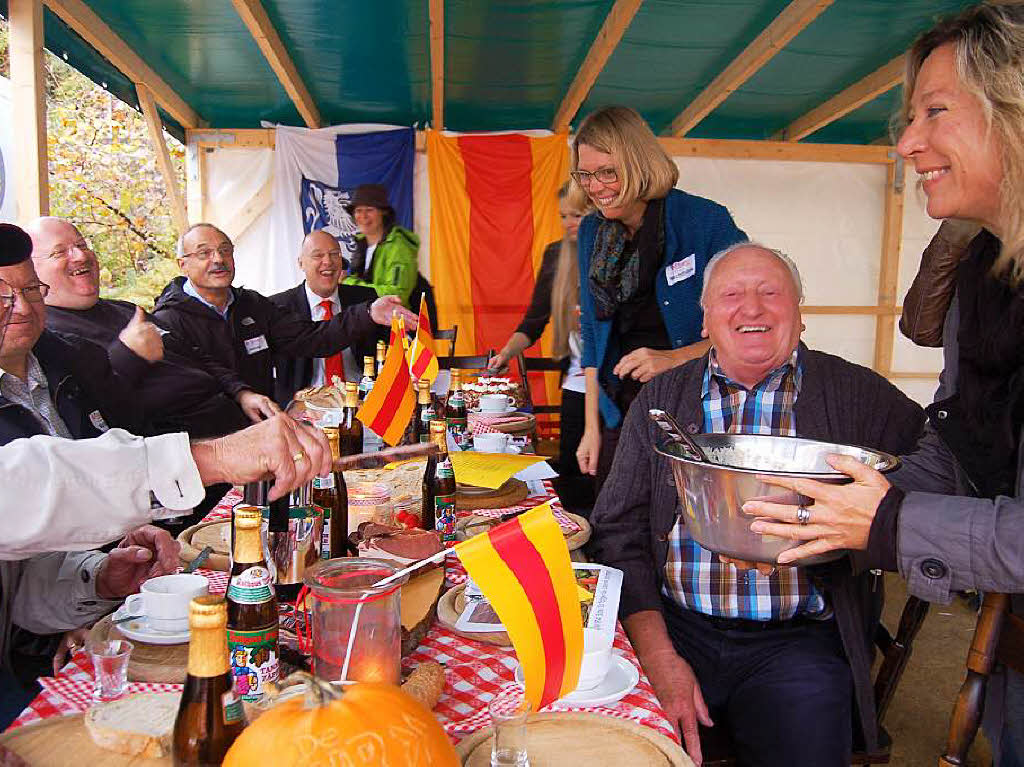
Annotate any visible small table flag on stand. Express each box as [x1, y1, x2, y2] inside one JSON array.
[[356, 322, 416, 446], [409, 294, 439, 384]]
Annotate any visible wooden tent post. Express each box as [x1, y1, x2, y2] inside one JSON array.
[[874, 156, 905, 376], [137, 84, 187, 234], [9, 0, 49, 222]]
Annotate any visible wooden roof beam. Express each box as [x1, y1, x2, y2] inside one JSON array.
[[231, 0, 322, 129], [429, 0, 444, 129], [775, 54, 904, 141], [551, 0, 644, 134], [44, 0, 203, 128], [666, 0, 833, 138]]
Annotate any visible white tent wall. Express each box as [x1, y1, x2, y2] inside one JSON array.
[[194, 135, 943, 405]]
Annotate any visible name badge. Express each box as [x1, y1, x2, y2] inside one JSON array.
[[666, 254, 696, 286], [244, 335, 269, 355], [88, 410, 109, 432]]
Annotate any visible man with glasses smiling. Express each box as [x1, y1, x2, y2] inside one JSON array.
[[153, 223, 416, 408], [269, 229, 383, 408]]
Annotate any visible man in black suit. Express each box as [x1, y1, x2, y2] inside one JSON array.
[[270, 229, 384, 407]]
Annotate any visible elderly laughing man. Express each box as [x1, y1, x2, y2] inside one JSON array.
[[587, 243, 925, 766]]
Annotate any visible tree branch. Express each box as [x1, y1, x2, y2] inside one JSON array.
[[90, 196, 173, 260]]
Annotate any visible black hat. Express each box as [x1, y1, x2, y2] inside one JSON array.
[[0, 224, 32, 267], [343, 184, 394, 217]]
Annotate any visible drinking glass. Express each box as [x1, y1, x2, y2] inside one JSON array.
[[88, 639, 133, 701], [489, 685, 530, 767]]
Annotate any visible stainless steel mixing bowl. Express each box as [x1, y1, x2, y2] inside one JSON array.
[[654, 433, 900, 565]]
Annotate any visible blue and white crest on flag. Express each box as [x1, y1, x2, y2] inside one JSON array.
[[300, 178, 359, 256]]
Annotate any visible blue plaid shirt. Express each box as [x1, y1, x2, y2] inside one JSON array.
[[662, 348, 826, 621]]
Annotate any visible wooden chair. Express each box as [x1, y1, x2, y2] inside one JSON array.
[[700, 594, 931, 767], [515, 353, 563, 453], [940, 592, 1024, 766], [438, 352, 493, 371], [434, 326, 458, 358]]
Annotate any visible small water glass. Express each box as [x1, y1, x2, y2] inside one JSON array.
[[88, 639, 133, 702], [489, 685, 531, 767]]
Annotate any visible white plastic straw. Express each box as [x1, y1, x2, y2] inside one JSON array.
[[339, 593, 367, 682], [372, 548, 448, 588]]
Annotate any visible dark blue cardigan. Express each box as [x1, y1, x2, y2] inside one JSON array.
[[578, 188, 745, 428]]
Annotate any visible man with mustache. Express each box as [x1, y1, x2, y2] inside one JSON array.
[[152, 224, 415, 403], [269, 229, 382, 408]]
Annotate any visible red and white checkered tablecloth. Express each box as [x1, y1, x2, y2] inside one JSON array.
[[12, 482, 678, 746]]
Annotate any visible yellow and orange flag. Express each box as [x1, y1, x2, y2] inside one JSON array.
[[409, 294, 439, 384], [456, 502, 583, 710], [356, 325, 416, 446]]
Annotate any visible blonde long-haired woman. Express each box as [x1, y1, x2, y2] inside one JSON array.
[[489, 184, 595, 511]]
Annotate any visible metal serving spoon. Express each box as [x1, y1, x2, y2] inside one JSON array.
[[649, 409, 708, 463]]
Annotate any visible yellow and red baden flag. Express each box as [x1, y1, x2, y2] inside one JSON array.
[[455, 502, 583, 710], [356, 331, 415, 446], [427, 130, 566, 409], [409, 294, 439, 384]]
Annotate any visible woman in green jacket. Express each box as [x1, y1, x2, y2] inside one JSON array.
[[343, 184, 419, 308]]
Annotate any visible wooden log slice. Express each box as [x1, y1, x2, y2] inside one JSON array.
[[457, 512, 591, 551], [456, 712, 693, 767], [435, 584, 511, 647], [86, 616, 187, 684], [455, 478, 529, 512], [0, 713, 170, 766], [400, 567, 445, 656], [176, 519, 232, 572]]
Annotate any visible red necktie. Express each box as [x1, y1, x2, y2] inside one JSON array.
[[319, 300, 345, 384]]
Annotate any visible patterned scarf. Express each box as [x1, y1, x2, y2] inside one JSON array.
[[587, 199, 664, 320]]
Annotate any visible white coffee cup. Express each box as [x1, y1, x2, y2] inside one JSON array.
[[479, 393, 511, 413], [575, 628, 614, 692], [473, 432, 509, 453], [124, 573, 209, 633]]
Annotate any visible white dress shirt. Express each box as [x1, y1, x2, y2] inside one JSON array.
[[304, 284, 360, 384]]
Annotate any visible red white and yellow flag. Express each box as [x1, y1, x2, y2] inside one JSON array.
[[356, 329, 416, 446], [456, 502, 583, 710], [409, 294, 439, 384]]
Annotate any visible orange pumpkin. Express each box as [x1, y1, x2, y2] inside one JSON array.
[[222, 677, 459, 767]]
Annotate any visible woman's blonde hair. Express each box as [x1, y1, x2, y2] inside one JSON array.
[[570, 106, 679, 212], [900, 1, 1024, 282], [550, 183, 585, 359]]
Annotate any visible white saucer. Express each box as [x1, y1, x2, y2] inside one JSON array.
[[110, 604, 190, 645], [471, 405, 518, 415], [514, 654, 639, 707]]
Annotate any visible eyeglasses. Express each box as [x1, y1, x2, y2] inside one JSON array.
[[0, 280, 50, 307], [570, 166, 618, 187], [183, 243, 234, 261], [41, 240, 92, 261]]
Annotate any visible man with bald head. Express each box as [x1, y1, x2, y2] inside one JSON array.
[[153, 224, 414, 404], [269, 229, 383, 407], [27, 217, 256, 437], [587, 243, 925, 766]]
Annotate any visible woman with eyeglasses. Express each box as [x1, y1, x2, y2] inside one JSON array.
[[571, 106, 745, 485]]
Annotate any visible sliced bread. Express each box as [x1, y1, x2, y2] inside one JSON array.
[[84, 691, 181, 758]]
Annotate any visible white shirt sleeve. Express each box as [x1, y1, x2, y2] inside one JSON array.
[[0, 429, 205, 559]]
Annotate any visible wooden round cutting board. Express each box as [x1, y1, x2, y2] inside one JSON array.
[[456, 712, 693, 766], [457, 512, 591, 552], [177, 519, 232, 571], [0, 713, 171, 766], [87, 616, 187, 683], [436, 584, 511, 646], [455, 478, 529, 511]]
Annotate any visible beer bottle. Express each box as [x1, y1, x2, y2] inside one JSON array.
[[172, 596, 245, 766], [359, 355, 376, 402], [413, 379, 434, 443], [226, 507, 279, 703], [335, 383, 363, 554], [359, 356, 383, 452], [422, 420, 457, 544], [446, 369, 470, 450], [375, 339, 386, 376], [313, 427, 346, 559]]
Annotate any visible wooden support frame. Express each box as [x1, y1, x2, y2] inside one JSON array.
[[138, 84, 187, 234], [230, 0, 322, 129], [429, 0, 445, 129], [44, 0, 203, 129], [775, 55, 904, 142], [666, 0, 833, 138], [9, 0, 49, 221], [873, 157, 905, 376], [658, 136, 891, 164], [551, 0, 643, 133]]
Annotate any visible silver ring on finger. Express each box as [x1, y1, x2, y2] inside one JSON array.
[[796, 506, 811, 525]]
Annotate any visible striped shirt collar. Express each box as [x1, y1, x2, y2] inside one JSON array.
[[702, 346, 803, 399]]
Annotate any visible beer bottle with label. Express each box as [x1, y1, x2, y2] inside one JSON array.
[[375, 339, 386, 375], [414, 379, 434, 443], [172, 596, 245, 766], [359, 356, 384, 452], [226, 507, 279, 703], [446, 369, 469, 450], [313, 427, 346, 559], [422, 420, 457, 544], [359, 355, 376, 402]]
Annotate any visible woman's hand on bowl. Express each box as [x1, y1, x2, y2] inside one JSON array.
[[740, 454, 890, 564]]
